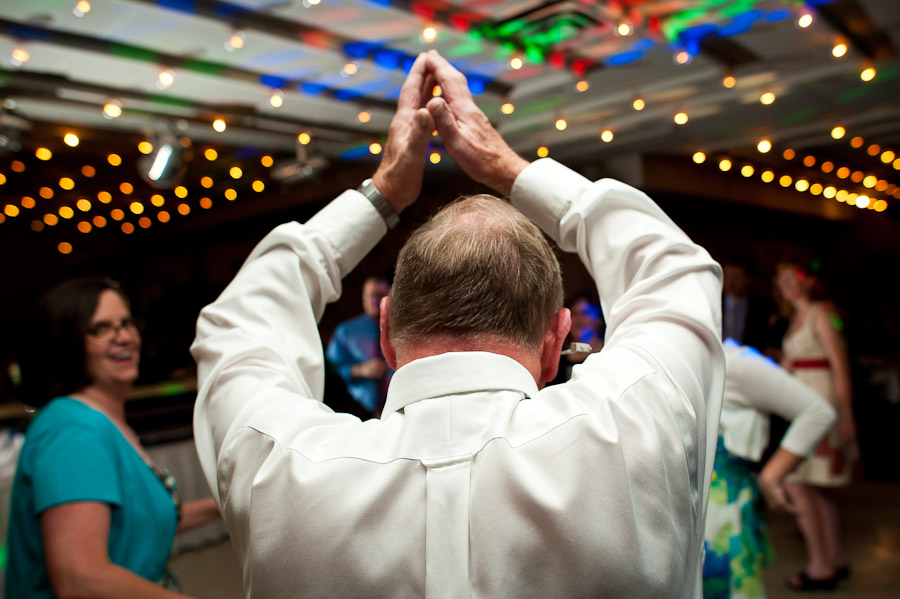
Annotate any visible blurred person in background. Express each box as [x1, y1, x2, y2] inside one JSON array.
[[775, 263, 857, 591], [6, 276, 219, 599], [703, 339, 835, 598]]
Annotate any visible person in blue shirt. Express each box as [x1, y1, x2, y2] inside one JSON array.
[[326, 277, 393, 417], [6, 277, 219, 599]]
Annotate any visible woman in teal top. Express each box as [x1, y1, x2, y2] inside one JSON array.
[[6, 277, 218, 598]]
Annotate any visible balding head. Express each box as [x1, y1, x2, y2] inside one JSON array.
[[388, 194, 563, 353]]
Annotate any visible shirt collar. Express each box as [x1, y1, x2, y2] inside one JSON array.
[[382, 351, 540, 416]]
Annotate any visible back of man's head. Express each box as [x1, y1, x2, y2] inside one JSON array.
[[389, 194, 563, 353]]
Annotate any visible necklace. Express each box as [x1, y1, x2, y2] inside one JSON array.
[[71, 395, 182, 521]]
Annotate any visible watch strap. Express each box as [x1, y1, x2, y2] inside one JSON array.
[[357, 178, 399, 230]]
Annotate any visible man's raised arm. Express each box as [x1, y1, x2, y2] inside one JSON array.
[[426, 49, 724, 537], [190, 54, 435, 507]]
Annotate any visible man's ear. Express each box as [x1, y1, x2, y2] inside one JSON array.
[[538, 308, 571, 388], [379, 296, 397, 370]]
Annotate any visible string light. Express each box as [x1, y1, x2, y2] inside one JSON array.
[[11, 48, 29, 66], [863, 175, 877, 188], [422, 26, 437, 43], [779, 175, 792, 187], [760, 92, 776, 105], [36, 148, 53, 161], [537, 146, 549, 158], [860, 67, 876, 82], [224, 189, 237, 201], [783, 148, 795, 160], [121, 222, 135, 234], [102, 100, 123, 119], [369, 142, 382, 155], [757, 139, 772, 153], [178, 203, 191, 214], [151, 194, 165, 206], [44, 213, 59, 225], [200, 176, 213, 188], [175, 186, 188, 198], [261, 155, 273, 167], [158, 211, 171, 223], [803, 155, 816, 167], [341, 62, 358, 77], [831, 126, 846, 139], [213, 118, 226, 132], [674, 112, 688, 125], [718, 159, 732, 172], [836, 166, 849, 179], [110, 208, 125, 220], [616, 22, 634, 37], [139, 216, 152, 228], [225, 30, 245, 52], [252, 180, 265, 192], [600, 129, 614, 143], [119, 182, 133, 194], [674, 51, 691, 65], [82, 165, 96, 177], [268, 89, 284, 108], [357, 111, 371, 123], [741, 165, 754, 177], [98, 191, 112, 203], [632, 98, 645, 111], [138, 141, 154, 154], [73, 0, 91, 17], [77, 221, 92, 233], [429, 152, 441, 164], [59, 177, 75, 191], [722, 75, 736, 88], [11, 160, 25, 172], [200, 198, 213, 209], [831, 42, 848, 58], [108, 153, 122, 166], [575, 80, 589, 92], [795, 179, 809, 192], [797, 11, 813, 28], [692, 151, 706, 164], [129, 201, 144, 215], [58, 242, 73, 255], [205, 148, 218, 161], [298, 132, 311, 145], [509, 57, 524, 70], [501, 103, 515, 114], [881, 150, 895, 163], [850, 136, 864, 148], [867, 144, 880, 156], [229, 166, 243, 179], [157, 68, 175, 89], [21, 196, 35, 209], [555, 118, 567, 131]]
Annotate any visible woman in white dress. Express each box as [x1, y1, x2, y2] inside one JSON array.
[[775, 263, 857, 591]]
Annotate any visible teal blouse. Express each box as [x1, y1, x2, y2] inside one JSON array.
[[5, 397, 178, 598]]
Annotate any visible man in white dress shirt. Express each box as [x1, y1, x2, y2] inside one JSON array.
[[192, 51, 724, 598]]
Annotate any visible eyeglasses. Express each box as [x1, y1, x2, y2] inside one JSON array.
[[86, 317, 140, 341]]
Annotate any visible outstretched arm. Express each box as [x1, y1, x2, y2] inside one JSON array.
[[192, 53, 435, 506]]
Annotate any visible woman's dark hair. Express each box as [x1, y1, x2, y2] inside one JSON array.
[[19, 276, 129, 407]]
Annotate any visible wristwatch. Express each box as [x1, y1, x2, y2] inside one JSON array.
[[357, 178, 399, 230]]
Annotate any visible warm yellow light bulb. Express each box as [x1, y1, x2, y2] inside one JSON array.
[[798, 12, 813, 28], [600, 129, 614, 143], [861, 67, 876, 82], [757, 139, 772, 153], [832, 43, 847, 58], [510, 57, 523, 70], [357, 111, 371, 124], [213, 118, 226, 132], [674, 112, 688, 125], [138, 141, 153, 154], [229, 166, 243, 179], [722, 75, 736, 88], [692, 151, 706, 164], [555, 118, 567, 131], [575, 80, 589, 93], [429, 152, 441, 164], [422, 26, 437, 42], [719, 159, 732, 172], [500, 103, 515, 115], [205, 148, 218, 161], [741, 165, 754, 177], [369, 142, 382, 155], [831, 126, 846, 139], [36, 148, 53, 161], [632, 98, 645, 111], [298, 132, 311, 145], [537, 146, 549, 158], [760, 92, 776, 105], [64, 133, 80, 147]]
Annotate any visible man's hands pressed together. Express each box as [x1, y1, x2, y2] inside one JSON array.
[[372, 50, 529, 211], [371, 53, 436, 213]]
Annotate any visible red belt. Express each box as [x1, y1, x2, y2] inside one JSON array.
[[792, 358, 830, 369]]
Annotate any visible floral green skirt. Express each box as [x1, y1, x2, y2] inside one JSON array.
[[703, 436, 775, 599]]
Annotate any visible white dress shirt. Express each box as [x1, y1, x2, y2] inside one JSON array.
[[192, 159, 724, 598], [721, 339, 836, 462]]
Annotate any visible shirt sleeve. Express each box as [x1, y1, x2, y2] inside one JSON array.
[[191, 190, 386, 506], [32, 423, 122, 514], [727, 349, 837, 457], [511, 158, 724, 516]]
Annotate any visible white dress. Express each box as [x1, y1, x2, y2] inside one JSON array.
[[783, 303, 855, 486]]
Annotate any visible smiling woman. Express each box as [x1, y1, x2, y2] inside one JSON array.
[[5, 277, 218, 599]]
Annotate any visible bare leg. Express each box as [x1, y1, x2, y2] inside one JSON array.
[[784, 482, 834, 579], [813, 488, 848, 569]]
